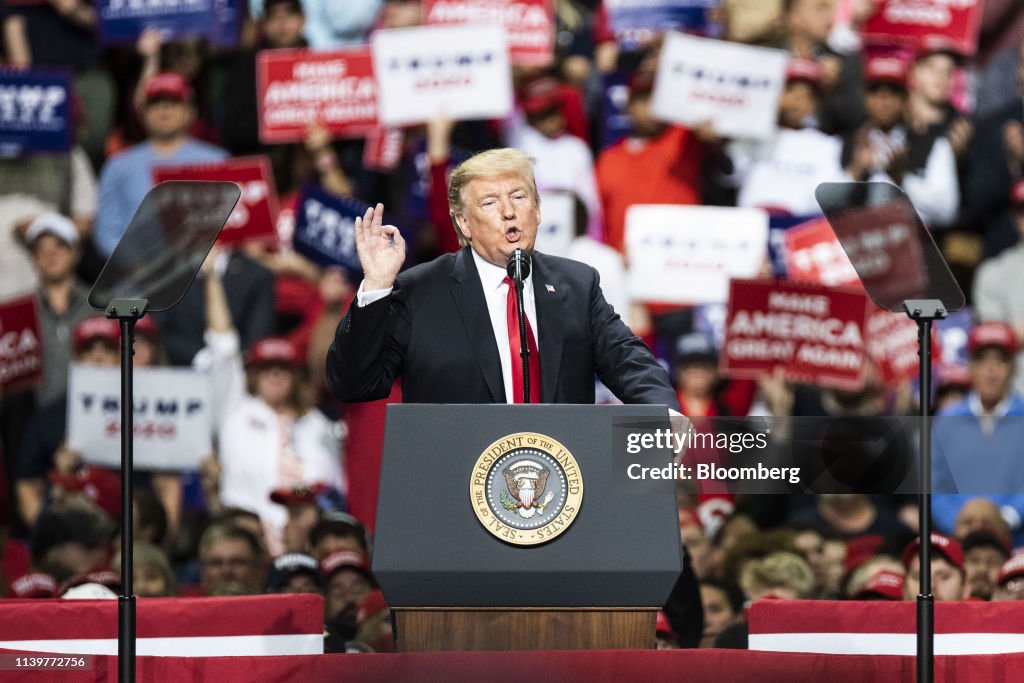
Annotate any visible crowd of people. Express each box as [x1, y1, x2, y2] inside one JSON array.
[[2, 0, 1024, 654]]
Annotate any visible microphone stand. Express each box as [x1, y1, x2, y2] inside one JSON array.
[[508, 249, 531, 403]]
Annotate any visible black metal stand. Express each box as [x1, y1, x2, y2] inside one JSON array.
[[515, 279, 530, 403], [106, 298, 148, 683], [904, 299, 947, 683]]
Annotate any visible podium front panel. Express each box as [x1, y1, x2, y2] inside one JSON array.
[[372, 404, 682, 607]]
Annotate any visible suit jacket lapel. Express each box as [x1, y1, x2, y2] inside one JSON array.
[[532, 253, 563, 403], [450, 247, 504, 402]]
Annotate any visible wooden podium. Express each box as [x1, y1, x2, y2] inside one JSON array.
[[373, 405, 683, 653], [393, 608, 657, 651]]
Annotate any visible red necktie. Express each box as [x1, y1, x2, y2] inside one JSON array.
[[504, 276, 541, 404]]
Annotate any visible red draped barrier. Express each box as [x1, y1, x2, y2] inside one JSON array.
[[1, 648, 1022, 683]]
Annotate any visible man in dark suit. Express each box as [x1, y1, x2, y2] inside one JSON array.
[[326, 148, 678, 410]]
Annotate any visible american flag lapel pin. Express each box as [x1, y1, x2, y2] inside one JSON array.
[[545, 284, 555, 294]]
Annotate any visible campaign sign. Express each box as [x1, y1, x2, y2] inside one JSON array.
[[722, 279, 871, 390], [257, 48, 378, 144], [153, 156, 279, 245], [372, 25, 513, 126], [625, 204, 768, 305], [599, 71, 632, 151], [208, 0, 243, 48], [0, 69, 72, 157], [97, 0, 218, 45], [863, 0, 984, 57], [784, 217, 862, 289], [362, 126, 405, 171], [606, 0, 722, 47], [292, 185, 369, 272], [534, 191, 576, 258], [0, 294, 43, 392], [867, 305, 942, 384], [424, 0, 554, 67], [651, 32, 787, 142], [68, 364, 213, 471]]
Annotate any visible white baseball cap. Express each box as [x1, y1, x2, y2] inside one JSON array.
[[25, 212, 79, 248]]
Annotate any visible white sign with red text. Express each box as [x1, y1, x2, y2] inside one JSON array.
[[371, 24, 513, 126], [651, 32, 787, 141], [68, 364, 212, 471], [625, 204, 769, 304]]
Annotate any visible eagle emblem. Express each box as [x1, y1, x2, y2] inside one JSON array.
[[501, 459, 554, 519]]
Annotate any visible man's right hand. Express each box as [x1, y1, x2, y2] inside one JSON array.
[[355, 203, 405, 291]]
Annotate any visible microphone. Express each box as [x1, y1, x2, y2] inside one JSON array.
[[507, 248, 531, 284], [506, 248, 532, 402]]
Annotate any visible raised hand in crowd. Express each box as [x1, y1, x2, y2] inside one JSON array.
[[1, 14, 31, 68], [304, 121, 354, 198], [426, 112, 455, 165], [354, 204, 405, 292], [133, 27, 167, 113], [844, 128, 877, 181], [199, 454, 222, 515]]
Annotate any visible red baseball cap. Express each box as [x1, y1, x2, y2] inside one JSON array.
[[844, 535, 884, 578], [1010, 180, 1024, 207], [655, 610, 676, 638], [521, 77, 562, 116], [853, 568, 905, 601], [320, 550, 375, 583], [58, 567, 122, 597], [998, 554, 1024, 585], [246, 337, 302, 367], [145, 72, 193, 104], [865, 57, 909, 89], [785, 58, 823, 87], [9, 572, 57, 598], [73, 317, 120, 353], [967, 322, 1018, 358], [48, 466, 123, 521], [901, 533, 964, 573]]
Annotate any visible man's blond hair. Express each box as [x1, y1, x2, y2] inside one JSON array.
[[447, 148, 541, 247]]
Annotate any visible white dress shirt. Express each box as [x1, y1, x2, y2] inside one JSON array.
[[356, 248, 539, 403]]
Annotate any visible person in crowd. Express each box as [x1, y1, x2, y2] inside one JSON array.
[[322, 549, 377, 651], [740, 551, 817, 601], [198, 237, 342, 558], [992, 555, 1024, 602], [30, 502, 113, 583], [933, 322, 1024, 544], [198, 523, 265, 596], [264, 552, 323, 595], [286, 0, 382, 49], [966, 42, 1024, 256], [112, 542, 178, 597], [680, 508, 713, 579], [562, 196, 631, 329], [753, 0, 865, 135], [309, 513, 370, 560], [19, 213, 93, 410], [698, 579, 744, 648], [327, 149, 680, 410], [508, 77, 602, 239], [850, 567, 905, 601], [907, 43, 973, 164], [595, 71, 711, 253], [961, 527, 1012, 600], [934, 364, 972, 414], [789, 494, 908, 541], [94, 72, 227, 257], [673, 333, 756, 419], [354, 589, 394, 652], [974, 180, 1024, 395], [15, 316, 120, 527], [730, 59, 847, 217], [842, 56, 959, 229], [954, 498, 1013, 540], [270, 483, 346, 555], [221, 0, 309, 157], [901, 533, 965, 602], [1, 0, 114, 166]]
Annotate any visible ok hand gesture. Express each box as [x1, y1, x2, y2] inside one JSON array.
[[355, 203, 405, 291]]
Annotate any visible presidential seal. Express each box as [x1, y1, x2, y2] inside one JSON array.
[[470, 432, 583, 546]]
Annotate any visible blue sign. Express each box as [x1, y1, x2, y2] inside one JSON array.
[[293, 185, 368, 274], [0, 69, 73, 157], [937, 307, 973, 366], [599, 71, 632, 152], [766, 214, 817, 279], [606, 0, 722, 49], [97, 0, 241, 47]]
